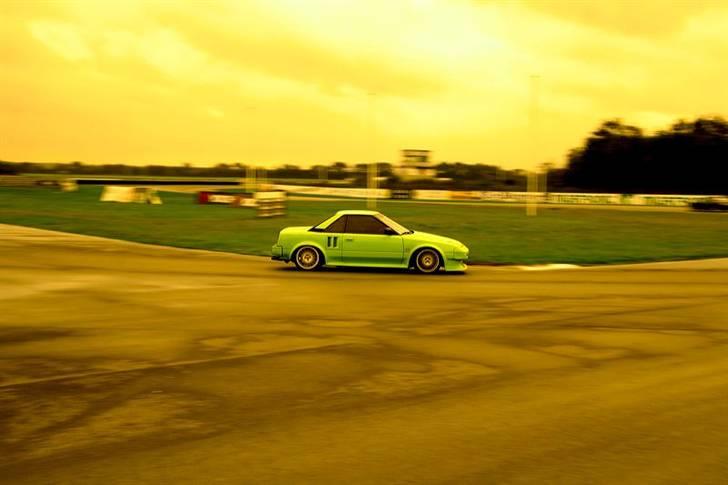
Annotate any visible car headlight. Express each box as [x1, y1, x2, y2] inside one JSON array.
[[453, 246, 469, 260]]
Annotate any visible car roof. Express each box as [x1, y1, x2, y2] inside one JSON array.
[[335, 210, 382, 216]]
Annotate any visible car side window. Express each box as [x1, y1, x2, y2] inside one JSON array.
[[324, 216, 347, 233], [345, 215, 389, 235]]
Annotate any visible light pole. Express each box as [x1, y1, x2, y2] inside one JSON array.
[[540, 162, 553, 194], [245, 165, 256, 193], [243, 105, 257, 193], [258, 166, 267, 190], [527, 74, 541, 216], [367, 92, 377, 210]]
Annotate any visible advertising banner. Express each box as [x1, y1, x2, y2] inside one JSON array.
[[269, 184, 717, 207], [545, 193, 621, 205], [412, 190, 452, 200]]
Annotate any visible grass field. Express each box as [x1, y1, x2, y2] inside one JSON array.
[[1, 186, 727, 264]]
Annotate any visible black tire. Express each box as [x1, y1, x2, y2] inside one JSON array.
[[294, 246, 322, 271], [414, 248, 441, 274]]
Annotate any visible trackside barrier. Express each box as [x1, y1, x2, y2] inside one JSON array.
[[255, 191, 287, 217], [450, 191, 482, 200], [543, 193, 622, 205], [197, 190, 283, 215], [474, 191, 531, 203], [629, 195, 710, 206], [418, 190, 714, 207], [233, 195, 258, 208], [411, 190, 452, 200], [0, 175, 57, 187], [60, 179, 78, 192], [197, 191, 240, 204], [197, 191, 257, 207], [390, 189, 412, 199], [268, 184, 719, 207], [100, 186, 162, 204], [272, 184, 389, 199]]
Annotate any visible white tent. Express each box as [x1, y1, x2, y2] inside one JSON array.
[[100, 186, 162, 204]]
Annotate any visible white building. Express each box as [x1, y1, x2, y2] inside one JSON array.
[[394, 149, 437, 181]]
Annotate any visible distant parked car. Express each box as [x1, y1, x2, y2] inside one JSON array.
[[691, 197, 728, 212], [271, 210, 468, 273]]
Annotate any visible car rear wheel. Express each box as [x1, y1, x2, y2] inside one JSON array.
[[414, 248, 440, 274], [294, 246, 322, 271]]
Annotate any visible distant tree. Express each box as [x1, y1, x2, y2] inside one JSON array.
[[564, 119, 646, 192], [325, 162, 348, 180], [0, 161, 19, 175], [563, 116, 728, 194]]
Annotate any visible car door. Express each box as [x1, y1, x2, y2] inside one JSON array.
[[321, 215, 346, 264], [342, 215, 404, 265]]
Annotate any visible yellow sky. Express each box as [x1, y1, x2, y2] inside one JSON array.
[[2, 0, 728, 169]]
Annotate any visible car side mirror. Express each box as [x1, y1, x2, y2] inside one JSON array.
[[383, 227, 397, 236]]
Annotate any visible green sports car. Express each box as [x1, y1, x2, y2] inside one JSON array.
[[271, 210, 468, 273]]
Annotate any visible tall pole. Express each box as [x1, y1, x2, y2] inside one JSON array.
[[244, 105, 257, 193], [367, 92, 377, 210], [540, 162, 552, 194], [245, 165, 255, 193], [258, 166, 266, 190], [527, 74, 540, 216], [368, 163, 376, 209], [527, 171, 538, 215]]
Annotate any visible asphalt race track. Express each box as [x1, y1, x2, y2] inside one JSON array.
[[2, 224, 728, 484]]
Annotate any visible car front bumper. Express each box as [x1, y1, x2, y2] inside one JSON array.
[[445, 259, 468, 272], [447, 248, 468, 272], [452, 248, 469, 261], [271, 244, 285, 261]]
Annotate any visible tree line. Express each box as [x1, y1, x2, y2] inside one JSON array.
[[562, 116, 728, 194], [2, 115, 726, 194], [0, 159, 529, 191]]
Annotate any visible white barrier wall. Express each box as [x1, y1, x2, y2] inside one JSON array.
[[544, 193, 623, 205], [207, 194, 237, 204], [273, 184, 389, 199], [100, 186, 162, 204], [411, 190, 452, 200], [480, 191, 541, 203], [629, 195, 710, 206], [270, 184, 717, 207]]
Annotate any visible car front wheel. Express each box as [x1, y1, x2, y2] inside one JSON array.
[[294, 246, 322, 271], [414, 248, 440, 274]]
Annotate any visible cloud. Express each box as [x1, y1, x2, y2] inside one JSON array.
[[628, 111, 679, 132], [150, 1, 450, 99], [514, 0, 715, 38], [6, 0, 728, 168], [28, 20, 93, 61], [206, 107, 225, 119]]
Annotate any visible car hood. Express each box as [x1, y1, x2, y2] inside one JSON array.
[[403, 231, 464, 248], [280, 226, 312, 234]]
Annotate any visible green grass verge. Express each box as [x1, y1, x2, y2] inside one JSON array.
[[1, 186, 727, 264]]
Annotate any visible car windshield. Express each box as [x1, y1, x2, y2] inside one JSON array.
[[376, 214, 411, 234], [310, 215, 335, 231]]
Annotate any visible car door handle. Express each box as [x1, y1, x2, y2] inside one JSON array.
[[344, 238, 354, 242]]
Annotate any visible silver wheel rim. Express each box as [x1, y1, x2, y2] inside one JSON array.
[[297, 247, 319, 270], [417, 250, 439, 273]]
